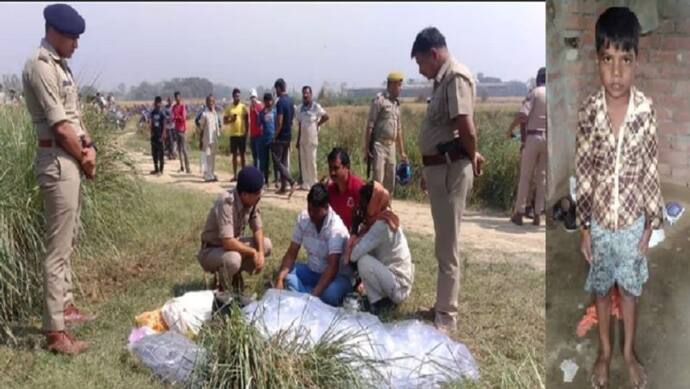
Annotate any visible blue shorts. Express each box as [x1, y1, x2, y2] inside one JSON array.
[[584, 216, 649, 297]]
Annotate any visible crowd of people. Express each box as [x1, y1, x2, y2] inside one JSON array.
[[200, 152, 414, 315], [24, 2, 488, 356]]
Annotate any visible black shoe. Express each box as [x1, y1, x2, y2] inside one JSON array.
[[368, 297, 395, 315], [525, 206, 535, 220], [510, 213, 524, 226], [150, 170, 159, 175], [564, 206, 578, 232]]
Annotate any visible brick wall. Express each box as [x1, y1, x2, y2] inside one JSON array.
[[547, 0, 690, 205]]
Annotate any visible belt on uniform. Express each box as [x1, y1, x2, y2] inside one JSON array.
[[38, 139, 55, 148], [422, 148, 467, 167], [526, 130, 546, 136], [374, 139, 395, 146], [201, 241, 220, 250]]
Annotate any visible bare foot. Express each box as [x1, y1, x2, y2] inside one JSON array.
[[591, 353, 610, 388], [625, 355, 647, 389]]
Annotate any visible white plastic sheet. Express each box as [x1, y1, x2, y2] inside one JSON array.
[[242, 289, 480, 388], [130, 331, 204, 386], [161, 290, 214, 337]]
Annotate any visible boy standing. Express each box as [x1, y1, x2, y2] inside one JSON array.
[[576, 7, 663, 388], [150, 96, 166, 175]]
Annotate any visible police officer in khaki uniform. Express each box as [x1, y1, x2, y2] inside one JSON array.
[[364, 72, 408, 195], [197, 167, 272, 292], [22, 4, 96, 355], [412, 27, 485, 334], [510, 67, 547, 227]]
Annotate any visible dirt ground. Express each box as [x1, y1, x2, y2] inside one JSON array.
[[545, 183, 690, 388], [126, 134, 545, 272]]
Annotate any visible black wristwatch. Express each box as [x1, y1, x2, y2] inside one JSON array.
[[85, 141, 98, 153]]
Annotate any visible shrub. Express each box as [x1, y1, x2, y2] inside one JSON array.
[[0, 105, 142, 343]]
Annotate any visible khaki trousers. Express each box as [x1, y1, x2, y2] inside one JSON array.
[[424, 158, 473, 329], [36, 150, 81, 332], [515, 135, 546, 214], [299, 141, 318, 188], [197, 237, 272, 289], [357, 255, 408, 304], [372, 141, 396, 194]]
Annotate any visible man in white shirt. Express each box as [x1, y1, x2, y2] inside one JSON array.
[[296, 85, 329, 189], [197, 94, 222, 182], [274, 183, 352, 306]]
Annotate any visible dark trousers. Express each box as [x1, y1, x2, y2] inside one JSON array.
[[270, 141, 294, 190], [151, 139, 165, 172]]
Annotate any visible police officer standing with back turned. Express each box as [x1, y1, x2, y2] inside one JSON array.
[[23, 3, 97, 355], [411, 27, 485, 334]]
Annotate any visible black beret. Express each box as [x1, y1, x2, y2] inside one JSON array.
[[237, 166, 264, 194], [44, 4, 85, 37]]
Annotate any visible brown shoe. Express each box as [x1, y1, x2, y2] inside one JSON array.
[[46, 331, 89, 355], [510, 212, 524, 226], [64, 304, 97, 326], [532, 214, 541, 226]]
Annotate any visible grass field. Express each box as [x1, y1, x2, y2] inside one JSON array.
[[1, 102, 543, 388], [0, 181, 543, 388]]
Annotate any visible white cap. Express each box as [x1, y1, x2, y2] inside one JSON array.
[[250, 88, 258, 98]]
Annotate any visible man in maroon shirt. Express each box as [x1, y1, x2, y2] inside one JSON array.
[[172, 91, 190, 173], [326, 148, 364, 232], [248, 89, 264, 170]]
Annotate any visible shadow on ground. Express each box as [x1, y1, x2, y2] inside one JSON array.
[[546, 183, 690, 388]]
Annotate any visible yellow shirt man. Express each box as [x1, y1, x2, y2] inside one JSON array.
[[225, 102, 248, 136]]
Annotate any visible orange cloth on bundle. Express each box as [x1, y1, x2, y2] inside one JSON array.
[[135, 309, 169, 332], [576, 285, 622, 337]]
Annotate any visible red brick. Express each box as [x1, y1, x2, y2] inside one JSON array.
[[673, 110, 690, 123], [647, 79, 675, 95], [562, 61, 585, 76], [655, 19, 675, 34], [649, 50, 678, 65], [639, 35, 662, 51], [579, 0, 598, 15], [580, 31, 594, 47], [562, 14, 584, 30], [666, 151, 690, 166], [671, 167, 690, 179], [656, 107, 672, 121], [675, 18, 690, 34], [562, 0, 579, 14], [663, 36, 690, 51]]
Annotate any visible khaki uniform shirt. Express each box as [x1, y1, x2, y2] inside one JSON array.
[[521, 85, 547, 132], [367, 92, 400, 143], [22, 39, 84, 142], [575, 86, 663, 231], [200, 189, 263, 247], [418, 58, 476, 156]]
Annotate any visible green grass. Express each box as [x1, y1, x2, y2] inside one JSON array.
[[1, 179, 543, 388], [0, 105, 141, 342]]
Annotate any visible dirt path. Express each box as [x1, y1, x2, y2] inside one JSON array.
[[124, 132, 544, 271]]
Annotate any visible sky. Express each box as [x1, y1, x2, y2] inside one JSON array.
[[0, 2, 545, 92]]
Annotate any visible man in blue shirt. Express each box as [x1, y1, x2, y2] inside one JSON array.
[[258, 93, 276, 184], [271, 78, 296, 197]]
